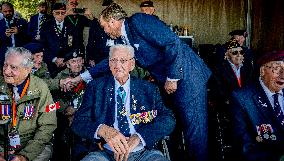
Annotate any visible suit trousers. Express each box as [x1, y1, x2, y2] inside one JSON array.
[[81, 149, 169, 161]]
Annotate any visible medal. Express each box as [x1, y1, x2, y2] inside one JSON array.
[[68, 35, 73, 47]]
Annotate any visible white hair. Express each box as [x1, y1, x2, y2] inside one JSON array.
[[5, 47, 34, 68], [109, 44, 135, 58]]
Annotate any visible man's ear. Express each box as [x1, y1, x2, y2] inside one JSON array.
[[130, 60, 135, 71]]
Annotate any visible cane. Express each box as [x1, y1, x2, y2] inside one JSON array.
[[0, 119, 9, 161]]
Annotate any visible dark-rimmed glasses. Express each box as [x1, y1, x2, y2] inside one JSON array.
[[53, 11, 66, 16]]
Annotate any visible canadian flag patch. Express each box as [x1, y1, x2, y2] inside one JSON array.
[[45, 102, 60, 112]]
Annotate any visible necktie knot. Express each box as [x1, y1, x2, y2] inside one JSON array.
[[118, 86, 126, 101]]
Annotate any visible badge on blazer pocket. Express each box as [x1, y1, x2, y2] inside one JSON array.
[[130, 110, 157, 125]]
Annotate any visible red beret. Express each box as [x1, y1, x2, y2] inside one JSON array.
[[257, 50, 284, 66]]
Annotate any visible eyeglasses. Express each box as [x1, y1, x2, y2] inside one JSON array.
[[265, 65, 284, 74], [53, 11, 66, 15], [109, 57, 134, 64], [231, 50, 245, 55]]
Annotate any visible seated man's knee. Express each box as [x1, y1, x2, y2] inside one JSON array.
[[81, 151, 111, 161]]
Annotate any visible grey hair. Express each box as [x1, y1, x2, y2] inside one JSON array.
[[109, 44, 135, 58], [5, 47, 34, 68], [100, 3, 127, 22]]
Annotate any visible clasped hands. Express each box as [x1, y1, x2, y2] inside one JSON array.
[[59, 76, 81, 92], [98, 125, 140, 161]]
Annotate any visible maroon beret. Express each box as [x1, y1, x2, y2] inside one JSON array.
[[257, 50, 284, 66]]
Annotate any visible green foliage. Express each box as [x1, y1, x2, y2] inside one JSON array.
[[3, 0, 42, 20]]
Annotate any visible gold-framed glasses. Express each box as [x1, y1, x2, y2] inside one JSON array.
[[109, 57, 134, 64]]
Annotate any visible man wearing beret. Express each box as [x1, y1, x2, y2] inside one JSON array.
[[140, 0, 155, 15], [49, 48, 89, 161], [208, 38, 254, 160], [40, 3, 71, 78], [229, 50, 284, 161], [23, 42, 50, 79]]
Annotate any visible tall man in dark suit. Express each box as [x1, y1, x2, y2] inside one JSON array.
[[66, 3, 211, 161], [28, 2, 52, 42], [230, 50, 284, 161], [40, 3, 70, 78], [0, 2, 29, 68]]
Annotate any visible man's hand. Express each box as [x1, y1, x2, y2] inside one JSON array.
[[88, 60, 95, 67], [60, 78, 73, 92], [0, 150, 15, 161], [98, 125, 129, 161], [11, 155, 27, 161], [164, 80, 178, 94], [10, 27, 18, 34], [124, 134, 141, 161]]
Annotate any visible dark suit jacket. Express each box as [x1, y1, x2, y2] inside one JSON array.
[[86, 18, 110, 64], [71, 76, 176, 149], [89, 13, 211, 101], [28, 13, 52, 41], [230, 82, 284, 161], [40, 19, 71, 63], [0, 18, 29, 66]]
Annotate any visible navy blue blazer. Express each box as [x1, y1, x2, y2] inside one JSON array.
[[89, 13, 211, 100], [230, 82, 284, 161], [86, 18, 110, 64], [71, 76, 176, 149], [28, 13, 52, 41], [40, 19, 71, 63]]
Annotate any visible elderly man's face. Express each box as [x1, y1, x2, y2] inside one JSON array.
[[67, 57, 84, 74], [261, 61, 284, 93], [140, 7, 155, 15], [2, 4, 14, 20], [53, 9, 66, 22], [3, 54, 32, 86], [99, 16, 122, 39], [67, 0, 78, 9], [226, 47, 244, 67], [32, 52, 43, 69], [109, 48, 135, 84]]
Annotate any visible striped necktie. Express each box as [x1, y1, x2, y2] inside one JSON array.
[[273, 93, 284, 126]]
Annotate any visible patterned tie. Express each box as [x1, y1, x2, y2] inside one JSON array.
[[273, 93, 284, 126], [117, 86, 130, 136], [39, 15, 44, 29]]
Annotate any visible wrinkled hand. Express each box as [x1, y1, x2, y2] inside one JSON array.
[[164, 80, 178, 94], [123, 134, 140, 161], [98, 125, 129, 161], [5, 29, 12, 37], [84, 8, 93, 19], [60, 78, 73, 92]]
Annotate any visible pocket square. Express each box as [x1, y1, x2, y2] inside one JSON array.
[[106, 39, 115, 46], [134, 44, 139, 50]]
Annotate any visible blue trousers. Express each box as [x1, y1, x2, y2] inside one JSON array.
[[81, 149, 169, 161]]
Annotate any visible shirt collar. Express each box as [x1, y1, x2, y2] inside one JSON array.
[[227, 60, 243, 70], [114, 74, 130, 93], [259, 77, 283, 99]]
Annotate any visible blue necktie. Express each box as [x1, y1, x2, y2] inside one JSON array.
[[273, 93, 284, 126], [117, 86, 130, 136]]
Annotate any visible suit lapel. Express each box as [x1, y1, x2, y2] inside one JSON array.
[[252, 83, 274, 122], [105, 77, 116, 125]]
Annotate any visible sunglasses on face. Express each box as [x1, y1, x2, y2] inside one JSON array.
[[231, 50, 245, 55]]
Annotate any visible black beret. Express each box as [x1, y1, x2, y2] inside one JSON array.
[[140, 1, 154, 7], [64, 48, 84, 62], [23, 43, 44, 54], [257, 50, 284, 66], [229, 30, 248, 37], [52, 3, 66, 11]]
